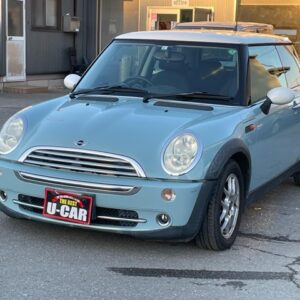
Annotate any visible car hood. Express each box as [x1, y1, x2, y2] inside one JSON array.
[[15, 96, 241, 179]]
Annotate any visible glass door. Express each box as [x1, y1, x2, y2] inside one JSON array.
[[6, 0, 26, 81]]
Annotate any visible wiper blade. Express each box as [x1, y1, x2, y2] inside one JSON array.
[[70, 85, 148, 99], [143, 92, 233, 103]]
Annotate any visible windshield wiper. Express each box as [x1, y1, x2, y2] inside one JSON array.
[[70, 85, 149, 99], [143, 92, 233, 103]]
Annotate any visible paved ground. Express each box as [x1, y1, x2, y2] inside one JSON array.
[[0, 91, 299, 299]]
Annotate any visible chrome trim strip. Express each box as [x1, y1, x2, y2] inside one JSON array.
[[13, 211, 156, 231], [18, 172, 137, 194], [23, 159, 137, 177], [18, 146, 146, 178], [27, 154, 135, 170], [13, 200, 43, 210], [28, 150, 126, 163], [96, 215, 146, 224], [13, 199, 147, 224]]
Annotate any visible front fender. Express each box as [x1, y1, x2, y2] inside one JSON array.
[[205, 139, 251, 188]]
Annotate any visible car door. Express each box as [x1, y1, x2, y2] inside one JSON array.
[[245, 45, 299, 191], [276, 45, 300, 160]]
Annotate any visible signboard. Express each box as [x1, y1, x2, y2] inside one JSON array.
[[172, 0, 189, 7]]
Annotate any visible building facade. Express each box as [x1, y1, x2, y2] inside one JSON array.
[[0, 0, 97, 87], [238, 0, 300, 53], [97, 0, 237, 50], [0, 0, 238, 88], [2, 0, 300, 88]]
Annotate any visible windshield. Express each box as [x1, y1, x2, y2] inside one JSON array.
[[75, 40, 240, 104]]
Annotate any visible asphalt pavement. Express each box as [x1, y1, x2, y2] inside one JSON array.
[[0, 91, 299, 300]]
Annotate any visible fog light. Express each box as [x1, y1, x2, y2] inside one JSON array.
[[0, 190, 7, 202], [156, 214, 171, 227], [161, 189, 176, 201]]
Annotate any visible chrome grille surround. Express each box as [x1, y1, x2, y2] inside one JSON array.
[[19, 147, 146, 178]]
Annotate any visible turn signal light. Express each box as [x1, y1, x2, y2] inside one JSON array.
[[161, 189, 176, 201]]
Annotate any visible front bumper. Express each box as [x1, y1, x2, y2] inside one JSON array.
[[0, 159, 214, 241]]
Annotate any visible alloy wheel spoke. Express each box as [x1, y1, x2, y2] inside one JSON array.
[[230, 176, 236, 196], [220, 173, 240, 239], [227, 212, 235, 233], [224, 188, 230, 198], [221, 215, 230, 233], [220, 208, 228, 223]]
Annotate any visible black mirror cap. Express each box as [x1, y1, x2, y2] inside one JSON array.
[[260, 98, 272, 115]]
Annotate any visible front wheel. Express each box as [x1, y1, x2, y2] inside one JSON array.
[[195, 160, 244, 250]]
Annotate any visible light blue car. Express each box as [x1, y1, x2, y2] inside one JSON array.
[[1, 30, 300, 250]]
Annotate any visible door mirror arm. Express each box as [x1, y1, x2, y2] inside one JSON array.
[[260, 97, 272, 115]]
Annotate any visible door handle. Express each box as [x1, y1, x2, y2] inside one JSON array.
[[7, 36, 13, 41]]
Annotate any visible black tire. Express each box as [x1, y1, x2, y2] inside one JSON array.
[[195, 159, 245, 251], [293, 172, 300, 186]]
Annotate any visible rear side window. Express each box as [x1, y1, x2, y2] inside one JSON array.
[[277, 45, 300, 88], [249, 46, 286, 103]]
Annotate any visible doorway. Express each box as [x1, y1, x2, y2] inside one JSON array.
[[156, 14, 177, 30], [6, 0, 26, 81], [148, 8, 180, 31], [147, 7, 214, 31]]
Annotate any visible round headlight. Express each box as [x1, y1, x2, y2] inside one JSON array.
[[0, 116, 24, 154], [162, 134, 199, 176]]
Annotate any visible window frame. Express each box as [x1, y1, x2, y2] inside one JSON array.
[[31, 0, 61, 31]]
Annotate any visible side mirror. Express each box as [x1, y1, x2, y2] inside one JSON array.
[[260, 87, 295, 115], [64, 74, 81, 90]]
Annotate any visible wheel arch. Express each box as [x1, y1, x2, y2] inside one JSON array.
[[205, 139, 251, 196]]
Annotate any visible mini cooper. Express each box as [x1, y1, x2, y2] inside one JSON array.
[[1, 30, 300, 250]]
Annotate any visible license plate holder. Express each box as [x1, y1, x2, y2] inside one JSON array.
[[43, 189, 93, 225]]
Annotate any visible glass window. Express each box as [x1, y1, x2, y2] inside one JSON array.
[[76, 41, 240, 105], [32, 0, 61, 30], [277, 45, 300, 88], [249, 46, 286, 103], [180, 9, 193, 23], [46, 0, 58, 27], [194, 8, 213, 22], [8, 0, 23, 37]]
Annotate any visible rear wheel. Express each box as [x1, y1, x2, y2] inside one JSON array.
[[195, 160, 244, 250]]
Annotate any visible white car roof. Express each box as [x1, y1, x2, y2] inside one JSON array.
[[116, 30, 291, 45]]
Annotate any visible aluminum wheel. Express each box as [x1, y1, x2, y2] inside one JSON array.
[[220, 173, 240, 239]]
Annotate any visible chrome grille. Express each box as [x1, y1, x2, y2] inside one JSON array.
[[19, 147, 145, 178]]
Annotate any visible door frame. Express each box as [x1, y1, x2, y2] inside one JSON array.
[[5, 0, 26, 82], [147, 7, 180, 31], [147, 6, 215, 30]]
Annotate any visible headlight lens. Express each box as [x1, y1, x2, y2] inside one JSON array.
[[163, 134, 199, 176], [0, 116, 24, 154]]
